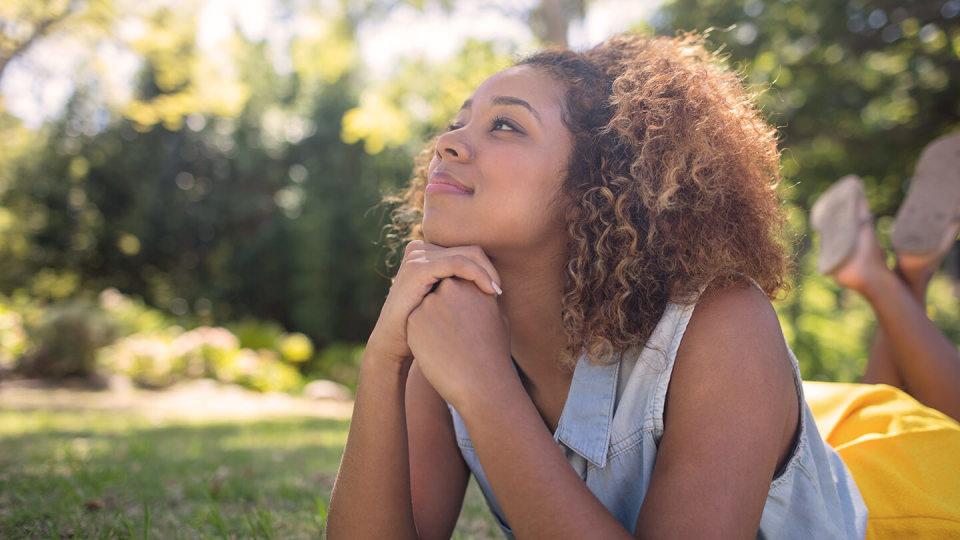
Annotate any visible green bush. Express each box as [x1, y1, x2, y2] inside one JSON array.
[[3, 288, 313, 392], [0, 303, 27, 371], [95, 328, 183, 388], [228, 319, 286, 351], [238, 349, 304, 393], [306, 342, 366, 392], [16, 300, 118, 378], [775, 239, 960, 382], [98, 325, 305, 393], [97, 287, 173, 337], [172, 326, 241, 379], [278, 332, 314, 364], [206, 347, 304, 393]]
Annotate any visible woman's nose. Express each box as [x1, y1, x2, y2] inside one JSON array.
[[435, 130, 473, 161]]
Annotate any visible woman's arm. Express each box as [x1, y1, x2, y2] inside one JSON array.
[[457, 369, 634, 539], [407, 360, 471, 539], [635, 282, 798, 538], [326, 350, 419, 539], [457, 282, 796, 539]]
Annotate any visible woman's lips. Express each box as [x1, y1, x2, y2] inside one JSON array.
[[426, 182, 473, 195], [428, 171, 473, 194]]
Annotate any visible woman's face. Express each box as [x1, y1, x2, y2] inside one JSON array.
[[422, 65, 573, 257]]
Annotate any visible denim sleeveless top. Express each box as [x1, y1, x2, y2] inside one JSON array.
[[445, 294, 868, 539]]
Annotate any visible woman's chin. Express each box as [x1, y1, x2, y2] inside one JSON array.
[[422, 221, 471, 248]]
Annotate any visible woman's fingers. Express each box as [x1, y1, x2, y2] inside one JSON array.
[[409, 241, 502, 291], [407, 254, 500, 296]]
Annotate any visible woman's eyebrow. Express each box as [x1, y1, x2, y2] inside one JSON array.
[[459, 96, 543, 125]]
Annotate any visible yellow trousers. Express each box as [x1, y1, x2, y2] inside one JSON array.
[[804, 382, 960, 539]]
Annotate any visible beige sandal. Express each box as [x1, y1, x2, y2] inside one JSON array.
[[892, 132, 960, 255], [811, 175, 870, 275]]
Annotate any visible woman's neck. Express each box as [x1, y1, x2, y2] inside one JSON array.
[[492, 246, 573, 390]]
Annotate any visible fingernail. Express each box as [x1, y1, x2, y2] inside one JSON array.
[[491, 280, 503, 295]]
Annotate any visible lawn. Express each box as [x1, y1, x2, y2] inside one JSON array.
[[0, 408, 502, 538]]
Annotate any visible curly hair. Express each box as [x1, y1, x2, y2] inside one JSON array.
[[380, 31, 792, 369]]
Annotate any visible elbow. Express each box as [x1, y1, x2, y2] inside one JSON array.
[[324, 498, 342, 539], [325, 490, 356, 540], [324, 497, 421, 540]]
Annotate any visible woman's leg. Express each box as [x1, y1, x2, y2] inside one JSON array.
[[833, 211, 960, 421], [860, 263, 937, 389], [862, 312, 906, 389]]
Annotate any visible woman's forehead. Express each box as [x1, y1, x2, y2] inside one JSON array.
[[466, 65, 564, 118]]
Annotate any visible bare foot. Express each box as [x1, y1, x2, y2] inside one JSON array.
[[831, 198, 889, 294], [896, 220, 959, 292]]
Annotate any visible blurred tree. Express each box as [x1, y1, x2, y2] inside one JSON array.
[[653, 0, 960, 379], [529, 0, 587, 46], [338, 0, 601, 156], [2, 0, 955, 383], [0, 0, 412, 352], [0, 0, 115, 83], [341, 38, 515, 155], [654, 0, 959, 212], [122, 5, 250, 131]]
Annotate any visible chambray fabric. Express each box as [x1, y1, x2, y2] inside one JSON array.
[[445, 296, 868, 539]]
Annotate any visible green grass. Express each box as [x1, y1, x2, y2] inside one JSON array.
[[0, 409, 501, 538]]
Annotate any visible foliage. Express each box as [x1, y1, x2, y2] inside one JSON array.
[[0, 0, 958, 385], [95, 319, 314, 393], [15, 299, 118, 378], [0, 300, 28, 371], [652, 0, 960, 376], [97, 287, 173, 336], [227, 318, 287, 351], [653, 0, 960, 211], [341, 38, 515, 154], [2, 287, 326, 393], [0, 0, 116, 82], [123, 6, 251, 131], [304, 342, 367, 392], [0, 15, 403, 350], [96, 325, 308, 393], [279, 332, 315, 363]]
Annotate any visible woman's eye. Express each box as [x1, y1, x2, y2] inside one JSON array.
[[491, 117, 518, 132], [444, 117, 520, 133]]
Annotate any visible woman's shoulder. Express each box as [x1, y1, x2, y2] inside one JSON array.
[[664, 279, 797, 435], [679, 279, 793, 383]]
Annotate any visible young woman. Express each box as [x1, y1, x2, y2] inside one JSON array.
[[326, 32, 870, 538]]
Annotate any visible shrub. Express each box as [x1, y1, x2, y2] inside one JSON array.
[[171, 326, 241, 379], [240, 349, 304, 393], [0, 304, 27, 371], [278, 332, 314, 363], [228, 319, 286, 351], [95, 329, 183, 388], [98, 288, 173, 336], [16, 300, 118, 378], [306, 342, 366, 392], [98, 325, 304, 393]]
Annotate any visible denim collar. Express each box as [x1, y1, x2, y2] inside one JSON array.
[[513, 348, 621, 469]]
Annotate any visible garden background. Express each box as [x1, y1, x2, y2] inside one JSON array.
[[1, 0, 958, 537]]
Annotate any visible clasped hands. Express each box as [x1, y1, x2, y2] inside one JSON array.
[[405, 246, 517, 412]]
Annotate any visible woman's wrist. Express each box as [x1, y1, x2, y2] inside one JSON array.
[[359, 347, 412, 389], [455, 364, 527, 420]]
